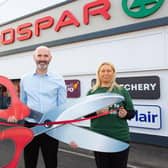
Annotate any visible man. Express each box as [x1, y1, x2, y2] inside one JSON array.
[[20, 46, 67, 168]]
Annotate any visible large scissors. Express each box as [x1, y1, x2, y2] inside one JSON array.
[[0, 76, 129, 168]]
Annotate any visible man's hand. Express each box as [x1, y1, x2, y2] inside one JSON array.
[[96, 107, 109, 115], [7, 116, 18, 123]]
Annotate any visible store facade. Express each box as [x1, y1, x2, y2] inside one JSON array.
[[0, 0, 168, 146]]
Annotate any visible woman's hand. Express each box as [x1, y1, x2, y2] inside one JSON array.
[[69, 141, 78, 149], [96, 107, 109, 115], [118, 108, 127, 118]]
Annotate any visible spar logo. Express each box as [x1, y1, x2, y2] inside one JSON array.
[[122, 0, 165, 18]]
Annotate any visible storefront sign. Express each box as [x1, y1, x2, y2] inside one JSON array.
[[65, 80, 80, 98], [116, 76, 160, 99], [0, 0, 166, 50], [92, 76, 160, 99], [128, 105, 161, 129]]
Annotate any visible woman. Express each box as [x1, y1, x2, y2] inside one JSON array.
[[87, 62, 135, 168]]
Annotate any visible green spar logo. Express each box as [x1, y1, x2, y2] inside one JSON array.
[[122, 0, 165, 18]]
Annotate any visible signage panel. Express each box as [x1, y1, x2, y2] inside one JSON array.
[[116, 76, 160, 99], [92, 76, 160, 99], [0, 0, 167, 53], [65, 80, 80, 98], [128, 104, 161, 129]]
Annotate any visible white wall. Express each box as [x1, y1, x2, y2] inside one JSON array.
[[50, 26, 168, 75]]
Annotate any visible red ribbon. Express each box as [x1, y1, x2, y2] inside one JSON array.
[[0, 107, 123, 127]]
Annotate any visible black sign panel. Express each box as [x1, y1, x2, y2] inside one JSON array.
[[91, 76, 160, 99], [116, 76, 160, 99]]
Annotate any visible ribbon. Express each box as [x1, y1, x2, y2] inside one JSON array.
[[0, 107, 123, 127]]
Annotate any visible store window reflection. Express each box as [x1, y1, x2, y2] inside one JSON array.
[[0, 86, 10, 109], [0, 79, 20, 109]]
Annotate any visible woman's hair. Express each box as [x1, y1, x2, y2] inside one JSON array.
[[91, 62, 120, 92]]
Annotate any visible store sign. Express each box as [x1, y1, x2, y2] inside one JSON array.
[[116, 76, 160, 99], [128, 105, 161, 129], [122, 0, 165, 18], [92, 76, 160, 99], [0, 0, 111, 45], [0, 0, 165, 47], [65, 80, 80, 98]]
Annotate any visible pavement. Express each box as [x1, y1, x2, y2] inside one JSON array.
[[0, 125, 168, 168]]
